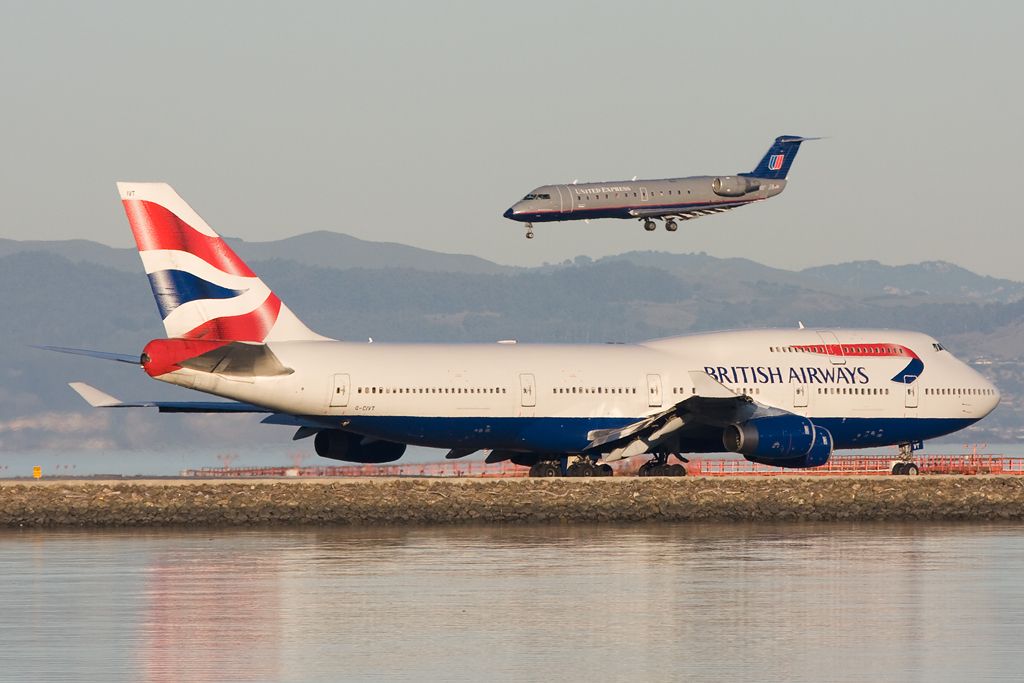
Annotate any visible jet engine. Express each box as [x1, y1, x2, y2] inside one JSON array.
[[711, 176, 761, 197], [314, 430, 407, 463], [723, 416, 833, 469]]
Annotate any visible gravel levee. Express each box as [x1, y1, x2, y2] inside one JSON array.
[[2, 477, 1024, 527]]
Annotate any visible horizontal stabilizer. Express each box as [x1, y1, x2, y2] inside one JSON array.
[[69, 382, 124, 407], [445, 448, 478, 460], [37, 346, 140, 365], [68, 382, 271, 413]]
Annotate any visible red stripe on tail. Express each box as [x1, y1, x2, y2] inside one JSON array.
[[182, 293, 282, 342], [123, 199, 256, 277]]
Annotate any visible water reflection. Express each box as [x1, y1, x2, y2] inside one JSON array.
[[1, 523, 1022, 681]]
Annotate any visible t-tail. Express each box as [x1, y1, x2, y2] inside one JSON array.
[[742, 135, 817, 180], [117, 182, 327, 343]]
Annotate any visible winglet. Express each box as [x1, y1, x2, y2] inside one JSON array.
[[688, 370, 738, 398], [69, 382, 123, 407]]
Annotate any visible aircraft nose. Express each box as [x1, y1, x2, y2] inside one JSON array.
[[989, 381, 1002, 412], [503, 207, 514, 219]]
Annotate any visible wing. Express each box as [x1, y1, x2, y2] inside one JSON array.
[[69, 382, 272, 413], [628, 203, 746, 220], [588, 371, 786, 463]]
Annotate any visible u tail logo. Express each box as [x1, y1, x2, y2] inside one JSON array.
[[768, 154, 785, 171]]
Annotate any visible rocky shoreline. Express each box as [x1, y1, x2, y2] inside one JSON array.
[[2, 477, 1024, 528]]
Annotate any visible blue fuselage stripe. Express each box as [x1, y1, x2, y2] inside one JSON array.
[[332, 415, 979, 453], [514, 200, 751, 222]]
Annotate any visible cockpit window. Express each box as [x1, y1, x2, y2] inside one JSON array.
[[932, 342, 945, 351], [522, 193, 551, 201]]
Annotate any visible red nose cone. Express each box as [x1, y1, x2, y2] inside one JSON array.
[[141, 338, 231, 377]]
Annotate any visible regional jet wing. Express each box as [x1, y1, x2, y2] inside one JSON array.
[[69, 382, 272, 413], [628, 203, 746, 220]]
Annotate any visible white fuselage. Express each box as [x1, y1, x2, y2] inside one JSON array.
[[151, 328, 999, 455]]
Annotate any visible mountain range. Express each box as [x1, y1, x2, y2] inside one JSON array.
[[2, 231, 1022, 451]]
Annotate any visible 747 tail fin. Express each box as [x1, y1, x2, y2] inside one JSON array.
[[117, 182, 327, 342]]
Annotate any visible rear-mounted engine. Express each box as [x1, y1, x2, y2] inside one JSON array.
[[711, 176, 761, 197]]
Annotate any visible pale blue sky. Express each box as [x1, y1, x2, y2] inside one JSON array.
[[1, 1, 1021, 277]]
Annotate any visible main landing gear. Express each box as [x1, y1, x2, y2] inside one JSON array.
[[641, 218, 678, 232], [527, 457, 613, 477], [891, 442, 920, 476], [525, 222, 534, 239], [638, 454, 688, 477]]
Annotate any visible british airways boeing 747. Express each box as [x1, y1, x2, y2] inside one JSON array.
[[504, 135, 814, 238], [51, 183, 998, 476]]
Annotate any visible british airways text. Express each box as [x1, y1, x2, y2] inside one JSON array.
[[704, 366, 870, 385]]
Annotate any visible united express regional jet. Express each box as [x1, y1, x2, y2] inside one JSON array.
[[51, 183, 999, 477], [504, 135, 814, 238]]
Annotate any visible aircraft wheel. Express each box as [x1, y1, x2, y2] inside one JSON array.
[[905, 463, 920, 476], [567, 462, 596, 477], [536, 462, 560, 477], [643, 220, 657, 232], [526, 230, 534, 239], [638, 460, 655, 476], [599, 464, 614, 477], [665, 220, 678, 232], [891, 463, 906, 475], [668, 464, 687, 476]]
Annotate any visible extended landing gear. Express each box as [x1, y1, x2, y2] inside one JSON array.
[[525, 222, 534, 239], [566, 461, 613, 477], [891, 442, 920, 476], [527, 457, 614, 477], [640, 218, 679, 232], [638, 454, 688, 477], [529, 462, 559, 477]]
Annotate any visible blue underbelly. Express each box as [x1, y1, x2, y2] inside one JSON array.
[[332, 415, 979, 453]]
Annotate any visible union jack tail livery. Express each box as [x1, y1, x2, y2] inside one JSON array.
[[117, 182, 326, 343]]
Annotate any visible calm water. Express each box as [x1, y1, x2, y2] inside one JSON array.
[[2, 523, 1023, 682]]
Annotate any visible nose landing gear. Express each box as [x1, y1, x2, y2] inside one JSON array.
[[891, 442, 920, 475], [525, 223, 534, 239]]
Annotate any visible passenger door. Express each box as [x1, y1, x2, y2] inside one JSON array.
[[330, 373, 350, 408], [556, 185, 573, 214], [816, 331, 846, 365], [647, 374, 663, 408], [793, 383, 808, 408], [519, 373, 536, 409], [905, 376, 919, 409]]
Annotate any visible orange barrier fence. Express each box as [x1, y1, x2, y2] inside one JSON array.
[[183, 460, 529, 479], [689, 455, 1024, 476], [182, 454, 1024, 478]]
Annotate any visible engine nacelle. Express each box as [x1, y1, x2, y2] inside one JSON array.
[[743, 425, 833, 469], [711, 176, 760, 197], [314, 430, 407, 463], [724, 415, 815, 457]]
